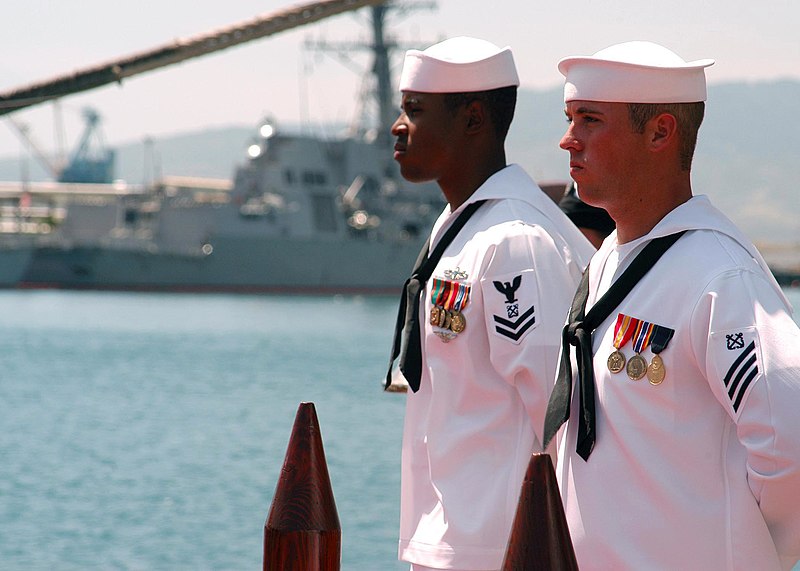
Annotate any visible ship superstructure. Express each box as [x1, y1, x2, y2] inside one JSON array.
[[0, 1, 445, 292]]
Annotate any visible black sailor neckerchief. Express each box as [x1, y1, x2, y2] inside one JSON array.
[[385, 200, 487, 393], [543, 231, 687, 460]]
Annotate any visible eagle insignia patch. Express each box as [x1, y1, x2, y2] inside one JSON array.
[[485, 270, 538, 344]]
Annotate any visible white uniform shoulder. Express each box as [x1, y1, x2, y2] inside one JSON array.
[[623, 195, 788, 310]]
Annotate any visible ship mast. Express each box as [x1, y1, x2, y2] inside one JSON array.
[[307, 2, 435, 147], [370, 5, 395, 146]]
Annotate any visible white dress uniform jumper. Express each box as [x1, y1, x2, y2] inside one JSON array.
[[396, 165, 593, 569], [546, 40, 800, 570], [554, 197, 800, 569]]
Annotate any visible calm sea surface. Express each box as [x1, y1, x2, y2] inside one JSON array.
[[2, 288, 800, 570]]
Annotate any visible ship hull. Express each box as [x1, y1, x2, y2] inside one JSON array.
[[0, 245, 35, 287], [19, 234, 421, 294]]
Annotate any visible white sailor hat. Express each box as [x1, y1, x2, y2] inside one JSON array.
[[399, 36, 519, 93], [558, 41, 715, 103]]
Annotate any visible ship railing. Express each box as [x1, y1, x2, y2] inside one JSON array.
[[0, 203, 67, 235], [0, 181, 148, 198]]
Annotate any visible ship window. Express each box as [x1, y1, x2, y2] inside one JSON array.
[[284, 170, 295, 185], [311, 194, 338, 233], [403, 223, 420, 237], [302, 170, 327, 186], [124, 208, 138, 224], [361, 176, 379, 197]]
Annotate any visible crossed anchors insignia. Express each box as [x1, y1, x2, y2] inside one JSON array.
[[726, 332, 745, 350], [492, 275, 536, 341]]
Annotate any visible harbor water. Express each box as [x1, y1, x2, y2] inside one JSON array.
[[2, 288, 800, 570], [0, 291, 407, 570]]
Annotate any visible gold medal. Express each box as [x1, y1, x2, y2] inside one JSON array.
[[430, 278, 471, 341], [626, 354, 647, 381], [648, 325, 674, 385], [449, 310, 466, 334], [608, 314, 637, 375], [443, 310, 452, 330], [607, 350, 626, 374], [647, 354, 666, 385]]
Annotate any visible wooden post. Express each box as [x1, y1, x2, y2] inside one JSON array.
[[502, 453, 578, 571], [263, 402, 341, 571]]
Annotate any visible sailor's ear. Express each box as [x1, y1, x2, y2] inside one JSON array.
[[648, 112, 678, 151], [464, 99, 486, 134]]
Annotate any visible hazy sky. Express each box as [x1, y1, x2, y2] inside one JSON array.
[[1, 0, 798, 163]]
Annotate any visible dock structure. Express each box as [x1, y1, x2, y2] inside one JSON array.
[[757, 241, 800, 286], [502, 453, 578, 571], [263, 405, 580, 569], [263, 402, 341, 571]]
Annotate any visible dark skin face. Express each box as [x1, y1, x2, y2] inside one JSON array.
[[391, 91, 507, 209], [391, 91, 462, 185]]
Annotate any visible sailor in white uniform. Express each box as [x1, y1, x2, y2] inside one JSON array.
[[386, 37, 594, 570], [544, 41, 800, 569]]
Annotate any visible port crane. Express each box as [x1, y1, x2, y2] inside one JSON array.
[[0, 0, 388, 183]]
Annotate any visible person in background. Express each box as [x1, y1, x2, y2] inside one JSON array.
[[558, 181, 615, 248], [543, 41, 800, 569], [384, 36, 594, 570]]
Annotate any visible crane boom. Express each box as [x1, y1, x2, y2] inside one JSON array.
[[0, 0, 386, 117]]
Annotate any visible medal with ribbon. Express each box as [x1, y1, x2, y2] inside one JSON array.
[[608, 313, 637, 374], [646, 324, 675, 385], [429, 278, 471, 341], [627, 320, 655, 380]]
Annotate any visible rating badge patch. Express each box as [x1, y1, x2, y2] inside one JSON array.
[[711, 326, 763, 416], [485, 270, 538, 344]]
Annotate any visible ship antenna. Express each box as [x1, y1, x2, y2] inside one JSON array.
[[305, 1, 437, 148], [370, 4, 394, 147]]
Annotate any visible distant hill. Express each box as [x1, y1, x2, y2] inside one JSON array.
[[690, 81, 798, 244], [508, 80, 800, 245], [0, 80, 796, 244]]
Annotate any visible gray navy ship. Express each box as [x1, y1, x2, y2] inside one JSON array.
[[0, 0, 444, 293]]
